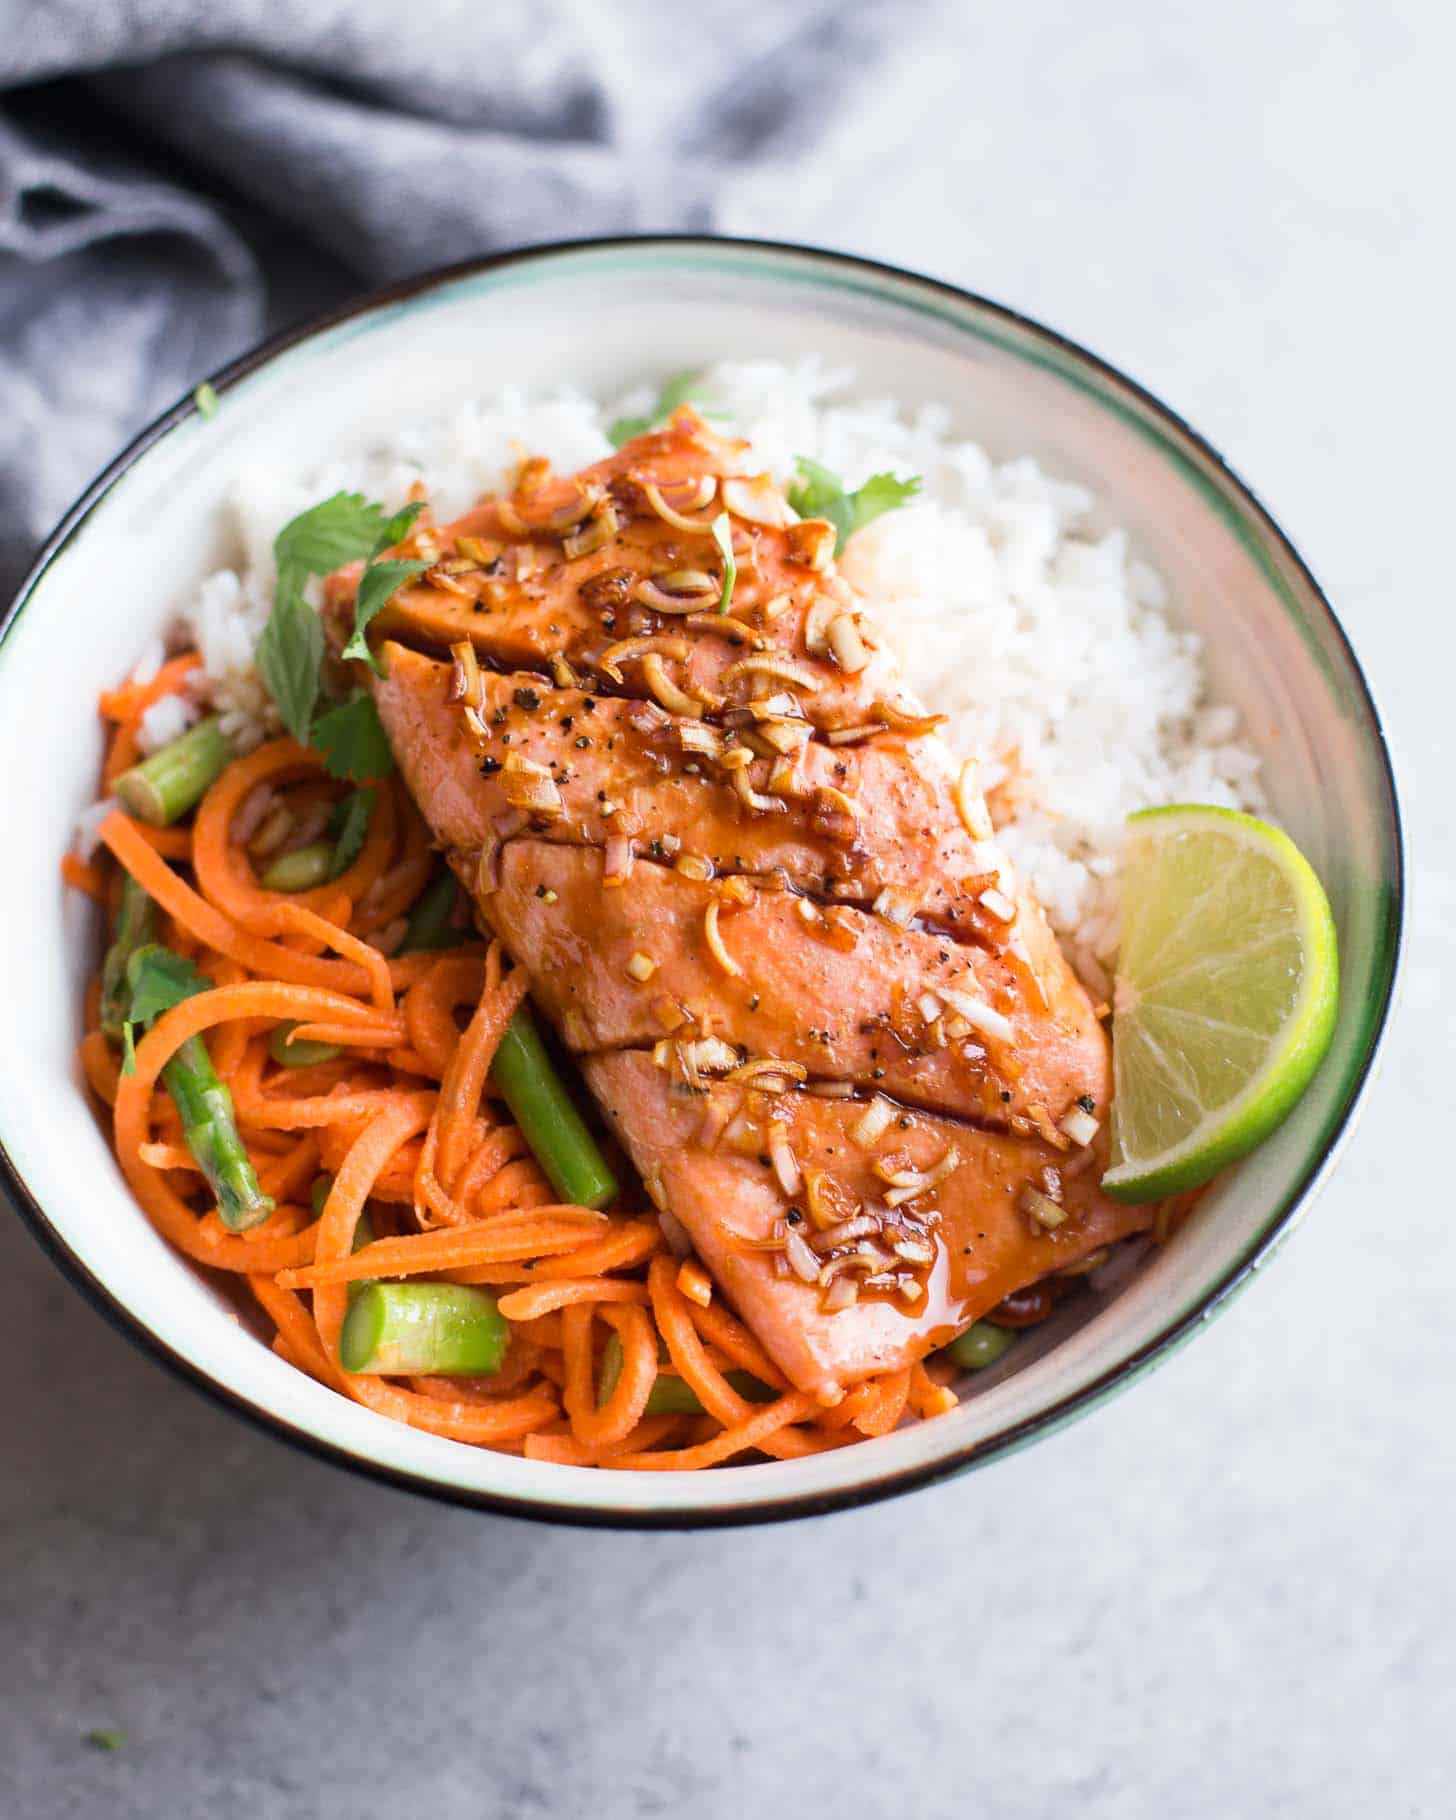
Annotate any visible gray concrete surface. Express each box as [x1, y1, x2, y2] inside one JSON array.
[[4, 5, 1451, 1815]]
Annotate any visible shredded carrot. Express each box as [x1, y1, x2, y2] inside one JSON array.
[[79, 1030, 121, 1105], [688, 1300, 788, 1390], [403, 954, 486, 1076], [676, 1257, 713, 1308], [563, 1301, 656, 1447], [102, 718, 142, 790], [62, 852, 109, 901], [496, 1278, 652, 1321], [523, 1415, 681, 1466], [123, 820, 193, 860], [98, 653, 201, 723], [473, 1156, 553, 1215], [81, 651, 975, 1473], [850, 1368, 912, 1438], [277, 1212, 606, 1290], [908, 1362, 961, 1420], [437, 955, 529, 1187], [609, 1391, 820, 1471]]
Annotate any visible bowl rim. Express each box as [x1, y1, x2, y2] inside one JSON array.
[[0, 232, 1406, 1529]]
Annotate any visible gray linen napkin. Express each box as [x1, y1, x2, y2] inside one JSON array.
[[0, 0, 931, 594]]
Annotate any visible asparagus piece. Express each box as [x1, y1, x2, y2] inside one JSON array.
[[490, 1006, 619, 1210], [268, 1023, 342, 1068], [161, 1033, 274, 1231], [261, 841, 333, 893], [113, 716, 232, 826], [99, 874, 158, 1039], [597, 1332, 774, 1415], [400, 864, 463, 951], [940, 1321, 1015, 1373], [339, 1283, 508, 1375]]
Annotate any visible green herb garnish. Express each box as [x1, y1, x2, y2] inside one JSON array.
[[193, 381, 219, 419], [255, 582, 325, 746], [607, 370, 713, 447], [327, 786, 377, 876], [311, 694, 394, 784], [274, 492, 397, 579], [785, 458, 921, 554], [118, 947, 213, 1075], [339, 502, 431, 672], [85, 1728, 126, 1753], [256, 493, 426, 747], [710, 511, 736, 614]]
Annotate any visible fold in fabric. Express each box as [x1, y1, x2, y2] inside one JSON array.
[[0, 0, 935, 592]]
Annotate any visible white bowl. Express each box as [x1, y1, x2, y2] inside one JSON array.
[[0, 238, 1404, 1526]]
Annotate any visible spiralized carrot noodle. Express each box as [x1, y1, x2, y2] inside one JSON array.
[[496, 1278, 652, 1321], [70, 649, 978, 1471], [404, 954, 486, 1076], [98, 652, 201, 722], [276, 1212, 606, 1291], [563, 1301, 656, 1448], [61, 853, 108, 901]]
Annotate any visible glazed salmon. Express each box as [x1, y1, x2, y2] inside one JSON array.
[[372, 638, 1073, 968], [330, 416, 913, 735], [342, 412, 1149, 1398], [492, 839, 1108, 1135], [585, 1052, 1149, 1401]]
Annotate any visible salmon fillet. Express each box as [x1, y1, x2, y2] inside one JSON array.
[[329, 420, 912, 735], [492, 839, 1108, 1134], [586, 1052, 1150, 1400], [344, 411, 1150, 1399]]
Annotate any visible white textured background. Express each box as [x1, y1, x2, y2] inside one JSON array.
[[4, 5, 1450, 1815]]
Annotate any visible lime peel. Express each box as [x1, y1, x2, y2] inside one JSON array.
[[1103, 805, 1339, 1204]]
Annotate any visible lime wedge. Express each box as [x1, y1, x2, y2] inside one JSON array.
[[1103, 805, 1338, 1203]]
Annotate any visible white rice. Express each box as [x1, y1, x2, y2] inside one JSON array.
[[84, 358, 1261, 964]]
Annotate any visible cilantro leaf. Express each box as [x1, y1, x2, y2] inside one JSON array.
[[86, 1729, 126, 1753], [607, 369, 713, 448], [311, 693, 395, 782], [341, 556, 432, 670], [327, 787, 377, 877], [786, 458, 921, 554], [369, 500, 426, 560], [605, 413, 651, 447], [710, 511, 736, 614], [255, 581, 324, 744], [119, 945, 213, 1073], [126, 947, 213, 1028], [273, 492, 389, 582], [847, 470, 922, 536], [786, 458, 852, 541]]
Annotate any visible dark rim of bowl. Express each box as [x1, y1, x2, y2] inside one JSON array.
[[0, 233, 1406, 1530]]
